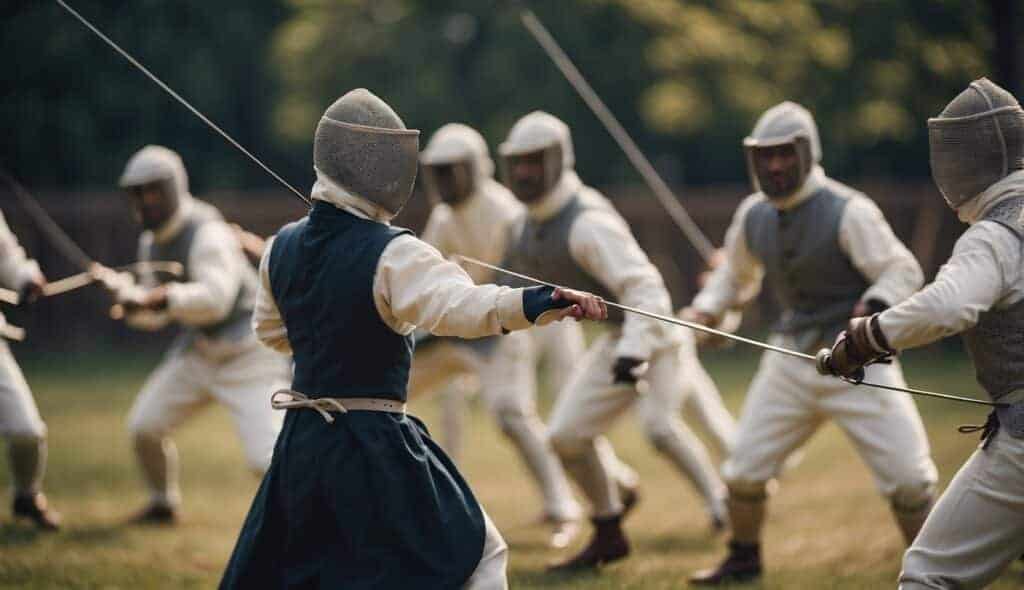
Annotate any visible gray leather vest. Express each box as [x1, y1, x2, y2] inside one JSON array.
[[744, 181, 870, 350], [500, 192, 624, 323], [145, 200, 258, 346], [962, 195, 1024, 401]]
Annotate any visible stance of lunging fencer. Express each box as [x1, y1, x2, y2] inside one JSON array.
[[0, 211, 60, 530], [411, 123, 585, 547], [496, 111, 729, 570], [687, 102, 939, 586], [103, 145, 290, 524], [822, 78, 1024, 590], [219, 89, 607, 590]]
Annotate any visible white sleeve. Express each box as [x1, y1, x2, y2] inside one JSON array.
[[164, 222, 244, 325], [252, 235, 291, 354], [691, 195, 765, 317], [569, 211, 674, 360], [838, 197, 924, 306], [878, 222, 1017, 351], [373, 234, 531, 337], [0, 210, 42, 290]]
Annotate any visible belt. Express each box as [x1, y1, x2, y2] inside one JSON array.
[[270, 389, 406, 423]]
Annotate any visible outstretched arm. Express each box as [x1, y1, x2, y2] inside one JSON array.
[[375, 235, 604, 338]]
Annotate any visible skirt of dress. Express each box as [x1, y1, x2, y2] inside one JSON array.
[[220, 408, 486, 590]]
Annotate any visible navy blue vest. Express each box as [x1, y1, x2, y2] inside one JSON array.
[[269, 201, 414, 401]]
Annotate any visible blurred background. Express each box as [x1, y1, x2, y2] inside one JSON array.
[[2, 0, 1022, 353]]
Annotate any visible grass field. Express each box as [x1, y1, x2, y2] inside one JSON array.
[[0, 345, 1021, 589]]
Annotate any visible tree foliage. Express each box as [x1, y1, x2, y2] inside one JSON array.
[[2, 0, 1009, 193]]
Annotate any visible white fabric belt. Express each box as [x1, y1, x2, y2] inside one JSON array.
[[270, 389, 406, 423]]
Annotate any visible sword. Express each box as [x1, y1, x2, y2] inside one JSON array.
[[519, 9, 716, 264], [0, 168, 94, 272], [0, 289, 19, 306], [43, 261, 185, 298], [457, 255, 1003, 408], [55, 0, 311, 208]]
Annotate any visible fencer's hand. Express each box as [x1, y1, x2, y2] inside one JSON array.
[[550, 287, 607, 322], [120, 285, 169, 313], [19, 274, 46, 305], [89, 263, 133, 294], [823, 315, 891, 379], [612, 356, 648, 384]]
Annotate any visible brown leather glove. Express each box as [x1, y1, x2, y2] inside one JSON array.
[[822, 314, 892, 379]]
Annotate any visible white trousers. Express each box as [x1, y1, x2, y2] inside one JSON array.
[[723, 350, 938, 504], [464, 509, 509, 590], [127, 340, 289, 507], [0, 341, 45, 439], [0, 341, 47, 495], [548, 330, 726, 519], [408, 326, 582, 521], [899, 432, 1024, 589]]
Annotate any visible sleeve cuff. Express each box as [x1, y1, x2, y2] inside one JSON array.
[[497, 287, 531, 332]]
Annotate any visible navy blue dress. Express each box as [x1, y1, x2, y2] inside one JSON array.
[[220, 201, 486, 589]]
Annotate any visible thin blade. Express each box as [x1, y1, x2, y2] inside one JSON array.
[[458, 255, 1001, 408], [0, 288, 19, 306], [55, 0, 311, 208], [520, 10, 715, 263], [0, 168, 95, 271]]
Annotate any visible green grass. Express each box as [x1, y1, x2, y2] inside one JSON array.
[[0, 347, 1021, 588]]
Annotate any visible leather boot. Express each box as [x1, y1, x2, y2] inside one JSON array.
[[548, 514, 629, 571], [13, 492, 61, 531]]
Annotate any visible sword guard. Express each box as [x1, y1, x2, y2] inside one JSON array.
[[815, 348, 866, 382], [815, 348, 833, 376]]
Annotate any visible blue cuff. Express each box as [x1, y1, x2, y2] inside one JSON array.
[[522, 286, 571, 323]]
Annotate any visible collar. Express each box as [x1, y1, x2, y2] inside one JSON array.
[[763, 165, 826, 211], [956, 170, 1024, 225], [310, 168, 393, 224], [151, 194, 194, 244], [527, 170, 582, 221]]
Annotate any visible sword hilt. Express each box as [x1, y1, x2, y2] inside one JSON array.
[[815, 348, 833, 376], [815, 348, 865, 382]]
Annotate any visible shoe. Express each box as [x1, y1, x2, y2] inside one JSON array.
[[547, 514, 629, 572], [128, 503, 179, 525], [12, 493, 61, 531], [690, 541, 762, 586]]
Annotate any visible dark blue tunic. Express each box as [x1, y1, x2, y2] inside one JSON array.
[[220, 201, 486, 589]]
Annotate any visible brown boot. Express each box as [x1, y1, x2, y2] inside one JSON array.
[[690, 541, 762, 586], [547, 514, 630, 571], [12, 492, 61, 531]]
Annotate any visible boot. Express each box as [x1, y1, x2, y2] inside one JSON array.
[[12, 492, 61, 531], [548, 514, 629, 571], [690, 541, 762, 586]]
